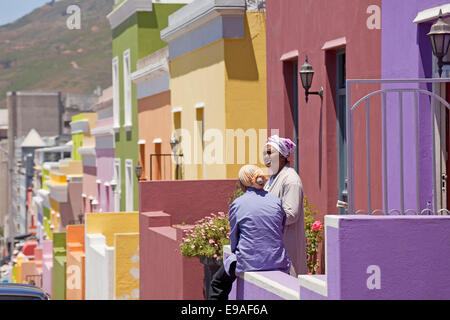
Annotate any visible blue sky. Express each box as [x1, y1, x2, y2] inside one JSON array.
[[0, 0, 61, 26]]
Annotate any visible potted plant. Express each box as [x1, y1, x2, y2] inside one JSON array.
[[180, 212, 230, 299]]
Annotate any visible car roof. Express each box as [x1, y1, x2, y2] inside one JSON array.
[[0, 283, 50, 299]]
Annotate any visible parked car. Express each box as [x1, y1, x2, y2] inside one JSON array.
[[0, 283, 50, 300]]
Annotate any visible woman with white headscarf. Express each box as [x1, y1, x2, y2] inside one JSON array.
[[263, 135, 307, 277]]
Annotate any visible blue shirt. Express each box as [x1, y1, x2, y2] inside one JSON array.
[[224, 188, 290, 276]]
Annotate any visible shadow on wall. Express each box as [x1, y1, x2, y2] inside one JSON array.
[[225, 14, 260, 81]]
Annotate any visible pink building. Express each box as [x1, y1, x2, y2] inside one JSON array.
[[266, 0, 382, 272], [139, 179, 237, 299], [75, 113, 99, 215], [42, 240, 53, 298], [91, 87, 115, 213]]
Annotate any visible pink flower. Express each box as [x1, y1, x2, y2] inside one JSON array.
[[213, 254, 217, 258], [209, 239, 215, 244], [191, 245, 195, 249], [184, 238, 191, 243], [311, 221, 323, 231]]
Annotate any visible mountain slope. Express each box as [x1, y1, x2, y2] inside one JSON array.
[[0, 0, 114, 108]]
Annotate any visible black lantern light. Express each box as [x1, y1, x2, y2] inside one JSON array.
[[299, 56, 323, 102], [135, 163, 143, 181], [428, 9, 450, 77]]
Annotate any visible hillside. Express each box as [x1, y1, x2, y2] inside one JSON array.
[[0, 0, 114, 108]]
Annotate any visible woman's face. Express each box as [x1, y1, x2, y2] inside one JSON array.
[[263, 145, 280, 175]]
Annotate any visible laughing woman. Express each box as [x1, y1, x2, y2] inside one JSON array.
[[263, 135, 307, 277]]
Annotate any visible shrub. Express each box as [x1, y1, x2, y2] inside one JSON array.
[[304, 197, 323, 274], [180, 212, 230, 262]]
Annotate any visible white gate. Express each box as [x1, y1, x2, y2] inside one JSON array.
[[346, 78, 450, 215]]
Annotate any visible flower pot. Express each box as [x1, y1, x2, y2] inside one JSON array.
[[199, 256, 222, 300]]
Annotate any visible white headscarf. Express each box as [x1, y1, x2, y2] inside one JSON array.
[[264, 135, 296, 158]]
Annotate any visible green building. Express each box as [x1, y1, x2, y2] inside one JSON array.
[[107, 0, 191, 211], [52, 232, 67, 300]]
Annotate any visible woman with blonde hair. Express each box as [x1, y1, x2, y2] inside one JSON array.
[[209, 164, 290, 300]]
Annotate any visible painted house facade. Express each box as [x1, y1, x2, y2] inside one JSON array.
[[71, 113, 98, 216], [161, 0, 269, 180], [266, 0, 382, 217], [381, 1, 450, 216], [132, 47, 173, 181], [91, 87, 116, 212], [107, 0, 191, 211]]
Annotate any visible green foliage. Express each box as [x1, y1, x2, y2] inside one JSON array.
[[180, 212, 230, 262], [304, 197, 324, 274]]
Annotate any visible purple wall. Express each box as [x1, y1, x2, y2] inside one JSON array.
[[298, 215, 450, 300], [230, 215, 450, 300], [382, 0, 449, 213]]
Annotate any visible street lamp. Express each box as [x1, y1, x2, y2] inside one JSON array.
[[78, 210, 83, 224], [428, 9, 450, 77], [135, 164, 143, 181], [299, 55, 323, 103], [110, 180, 117, 192]]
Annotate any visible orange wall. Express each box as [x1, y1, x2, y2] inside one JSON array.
[[66, 225, 85, 300], [138, 90, 172, 181]]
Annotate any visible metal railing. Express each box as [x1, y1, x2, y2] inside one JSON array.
[[346, 78, 450, 215], [150, 154, 183, 181]]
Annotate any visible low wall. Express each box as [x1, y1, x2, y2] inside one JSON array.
[[139, 211, 203, 300], [223, 246, 299, 300], [52, 232, 67, 300], [34, 248, 43, 276], [85, 234, 114, 300], [85, 212, 139, 300], [114, 233, 140, 300], [223, 215, 450, 300], [298, 215, 450, 300], [42, 240, 53, 298], [139, 180, 237, 225], [66, 225, 85, 300], [139, 180, 238, 300]]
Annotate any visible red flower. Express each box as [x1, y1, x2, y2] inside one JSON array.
[[311, 221, 323, 231]]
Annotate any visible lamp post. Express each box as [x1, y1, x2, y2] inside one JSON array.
[[299, 56, 323, 102], [135, 164, 143, 181], [428, 10, 450, 77], [78, 210, 83, 224]]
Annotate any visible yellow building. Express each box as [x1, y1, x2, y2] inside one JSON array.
[[161, 0, 268, 180]]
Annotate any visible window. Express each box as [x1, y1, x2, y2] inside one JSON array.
[[172, 110, 182, 180], [195, 107, 205, 179], [125, 159, 134, 211], [336, 49, 347, 213], [123, 49, 132, 130], [112, 57, 120, 130]]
